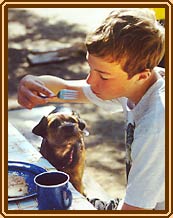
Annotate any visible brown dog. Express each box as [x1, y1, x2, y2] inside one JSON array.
[[32, 107, 88, 194]]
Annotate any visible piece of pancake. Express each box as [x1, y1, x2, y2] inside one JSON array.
[[8, 173, 28, 197]]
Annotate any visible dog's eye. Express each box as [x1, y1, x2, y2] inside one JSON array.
[[78, 119, 86, 130], [68, 117, 77, 123], [50, 119, 61, 128]]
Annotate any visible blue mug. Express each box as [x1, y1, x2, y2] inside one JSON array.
[[34, 171, 72, 210]]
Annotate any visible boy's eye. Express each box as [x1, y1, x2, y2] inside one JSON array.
[[100, 75, 109, 80]]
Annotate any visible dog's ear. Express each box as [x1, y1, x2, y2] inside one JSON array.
[[32, 116, 48, 137], [72, 110, 79, 117]]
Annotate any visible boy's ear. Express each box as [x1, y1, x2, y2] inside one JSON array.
[[138, 69, 151, 81]]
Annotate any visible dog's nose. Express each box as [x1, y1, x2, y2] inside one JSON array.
[[65, 123, 75, 127]]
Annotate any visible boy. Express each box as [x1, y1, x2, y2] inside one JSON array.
[[17, 8, 165, 210]]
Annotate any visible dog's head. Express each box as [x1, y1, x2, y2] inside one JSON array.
[[32, 107, 88, 169]]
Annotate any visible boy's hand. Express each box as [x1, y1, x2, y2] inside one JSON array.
[[17, 75, 55, 109]]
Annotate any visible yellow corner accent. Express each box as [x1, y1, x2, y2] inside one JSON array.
[[151, 8, 165, 20]]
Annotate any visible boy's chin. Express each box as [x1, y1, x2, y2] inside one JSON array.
[[97, 95, 114, 100]]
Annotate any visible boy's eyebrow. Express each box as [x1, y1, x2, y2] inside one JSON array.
[[86, 54, 111, 75], [95, 69, 111, 75]]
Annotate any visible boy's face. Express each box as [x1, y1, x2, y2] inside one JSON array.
[[86, 53, 134, 100]]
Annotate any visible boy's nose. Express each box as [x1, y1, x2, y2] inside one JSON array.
[[86, 74, 92, 85], [86, 72, 97, 85]]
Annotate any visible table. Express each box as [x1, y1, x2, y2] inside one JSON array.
[[8, 122, 96, 210]]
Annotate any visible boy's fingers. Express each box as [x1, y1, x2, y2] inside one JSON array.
[[18, 85, 47, 108], [18, 75, 56, 108], [30, 81, 55, 98]]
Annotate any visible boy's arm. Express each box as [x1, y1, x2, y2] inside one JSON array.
[[39, 75, 90, 104], [17, 75, 90, 109]]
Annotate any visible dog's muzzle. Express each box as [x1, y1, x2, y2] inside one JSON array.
[[59, 122, 89, 137]]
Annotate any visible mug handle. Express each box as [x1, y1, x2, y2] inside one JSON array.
[[62, 188, 72, 209]]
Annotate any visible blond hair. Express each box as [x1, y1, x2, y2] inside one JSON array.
[[86, 8, 165, 78]]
